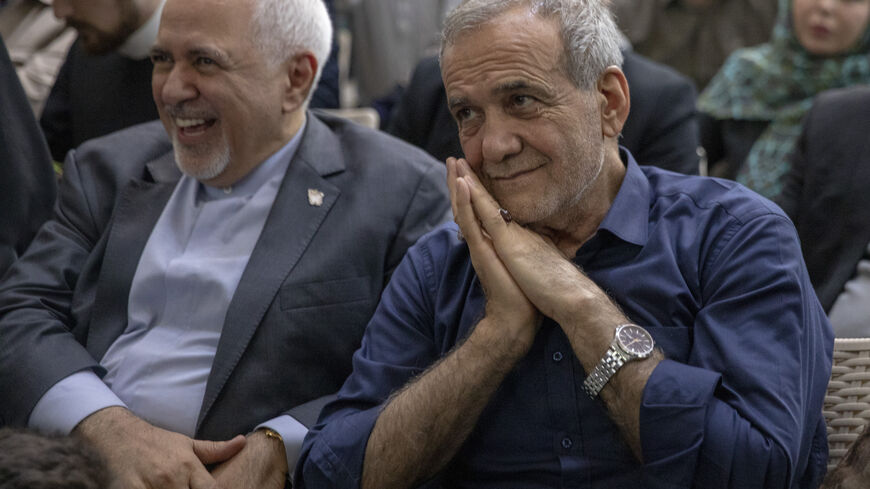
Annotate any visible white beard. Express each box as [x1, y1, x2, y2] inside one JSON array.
[[172, 136, 231, 182]]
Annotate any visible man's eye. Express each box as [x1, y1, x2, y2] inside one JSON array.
[[512, 95, 534, 107], [195, 57, 216, 66], [150, 53, 170, 64], [455, 108, 473, 122]]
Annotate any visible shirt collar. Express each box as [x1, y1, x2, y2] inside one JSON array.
[[117, 0, 165, 60], [595, 147, 650, 247], [199, 118, 308, 201]]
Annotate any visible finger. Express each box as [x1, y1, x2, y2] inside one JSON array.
[[454, 177, 488, 248], [188, 464, 220, 489], [455, 178, 516, 285], [454, 158, 486, 191], [453, 159, 508, 233], [193, 435, 246, 465], [461, 174, 510, 241], [446, 157, 462, 222]]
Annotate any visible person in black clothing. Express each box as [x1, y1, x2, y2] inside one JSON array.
[[0, 36, 56, 277]]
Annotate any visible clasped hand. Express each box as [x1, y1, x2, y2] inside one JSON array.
[[75, 407, 287, 489], [446, 158, 596, 336]]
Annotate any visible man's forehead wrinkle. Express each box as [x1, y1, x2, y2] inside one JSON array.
[[444, 42, 560, 85], [445, 61, 554, 99]]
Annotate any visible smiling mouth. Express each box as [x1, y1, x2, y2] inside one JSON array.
[[490, 165, 544, 181], [174, 117, 216, 136]]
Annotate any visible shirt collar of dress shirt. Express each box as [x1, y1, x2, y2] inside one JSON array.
[[198, 117, 308, 202], [594, 147, 651, 248], [117, 0, 165, 60]]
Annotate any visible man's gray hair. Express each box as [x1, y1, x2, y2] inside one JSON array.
[[441, 0, 623, 90], [250, 0, 333, 105]]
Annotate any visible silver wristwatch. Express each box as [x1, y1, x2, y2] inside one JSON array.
[[582, 324, 655, 399]]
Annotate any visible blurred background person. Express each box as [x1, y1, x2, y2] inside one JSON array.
[[340, 0, 459, 110], [0, 0, 75, 116], [39, 0, 167, 162], [609, 0, 777, 90], [697, 0, 870, 198], [0, 36, 56, 278], [778, 85, 870, 338]]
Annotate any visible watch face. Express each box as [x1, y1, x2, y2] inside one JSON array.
[[616, 324, 654, 356]]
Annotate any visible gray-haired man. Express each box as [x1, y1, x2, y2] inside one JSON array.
[[297, 1, 832, 488], [0, 0, 450, 488]]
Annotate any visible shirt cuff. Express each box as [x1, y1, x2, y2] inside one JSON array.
[[257, 414, 309, 474], [28, 369, 127, 435], [639, 359, 720, 477]]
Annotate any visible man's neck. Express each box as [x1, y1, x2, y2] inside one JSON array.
[[530, 149, 626, 257]]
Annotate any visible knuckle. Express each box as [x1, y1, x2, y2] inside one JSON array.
[[151, 468, 176, 486]]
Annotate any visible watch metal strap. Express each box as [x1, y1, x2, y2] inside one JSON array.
[[582, 345, 626, 398]]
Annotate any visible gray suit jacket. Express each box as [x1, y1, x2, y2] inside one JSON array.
[[0, 112, 450, 440]]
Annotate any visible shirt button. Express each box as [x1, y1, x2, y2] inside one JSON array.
[[552, 351, 563, 362], [561, 437, 573, 449]]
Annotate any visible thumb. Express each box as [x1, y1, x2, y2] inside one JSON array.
[[192, 434, 247, 465]]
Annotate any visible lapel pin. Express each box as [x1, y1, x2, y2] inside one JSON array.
[[308, 188, 325, 207]]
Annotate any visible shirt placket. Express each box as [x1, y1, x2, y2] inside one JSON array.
[[544, 322, 588, 488]]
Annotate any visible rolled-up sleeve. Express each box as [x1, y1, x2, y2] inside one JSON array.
[[638, 212, 832, 489]]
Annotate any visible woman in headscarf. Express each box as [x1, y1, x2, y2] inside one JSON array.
[[697, 0, 870, 199]]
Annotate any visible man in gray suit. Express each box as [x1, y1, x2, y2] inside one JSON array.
[[0, 0, 450, 488]]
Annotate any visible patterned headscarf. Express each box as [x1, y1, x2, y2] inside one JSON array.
[[697, 0, 870, 199]]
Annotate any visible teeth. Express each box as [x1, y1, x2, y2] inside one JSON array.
[[175, 118, 207, 128]]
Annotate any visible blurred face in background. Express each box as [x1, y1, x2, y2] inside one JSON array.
[[52, 0, 142, 54], [792, 0, 870, 56]]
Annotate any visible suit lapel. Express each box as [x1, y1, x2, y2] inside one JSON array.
[[87, 152, 181, 360], [197, 114, 345, 429]]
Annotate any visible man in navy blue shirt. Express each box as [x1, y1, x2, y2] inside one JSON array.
[[297, 1, 833, 488]]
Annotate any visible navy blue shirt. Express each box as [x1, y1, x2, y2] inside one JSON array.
[[297, 151, 832, 489]]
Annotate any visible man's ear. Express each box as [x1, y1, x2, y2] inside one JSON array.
[[283, 52, 318, 112], [596, 66, 630, 139]]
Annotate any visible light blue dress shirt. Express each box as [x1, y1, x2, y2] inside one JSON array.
[[31, 122, 309, 470]]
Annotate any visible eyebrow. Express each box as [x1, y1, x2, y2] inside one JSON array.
[[494, 80, 535, 93], [447, 79, 548, 110], [188, 47, 231, 64], [148, 45, 231, 65], [149, 46, 168, 58], [446, 96, 469, 112]]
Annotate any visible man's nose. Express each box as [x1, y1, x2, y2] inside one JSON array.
[[157, 65, 198, 107], [52, 0, 73, 20], [480, 114, 522, 164]]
